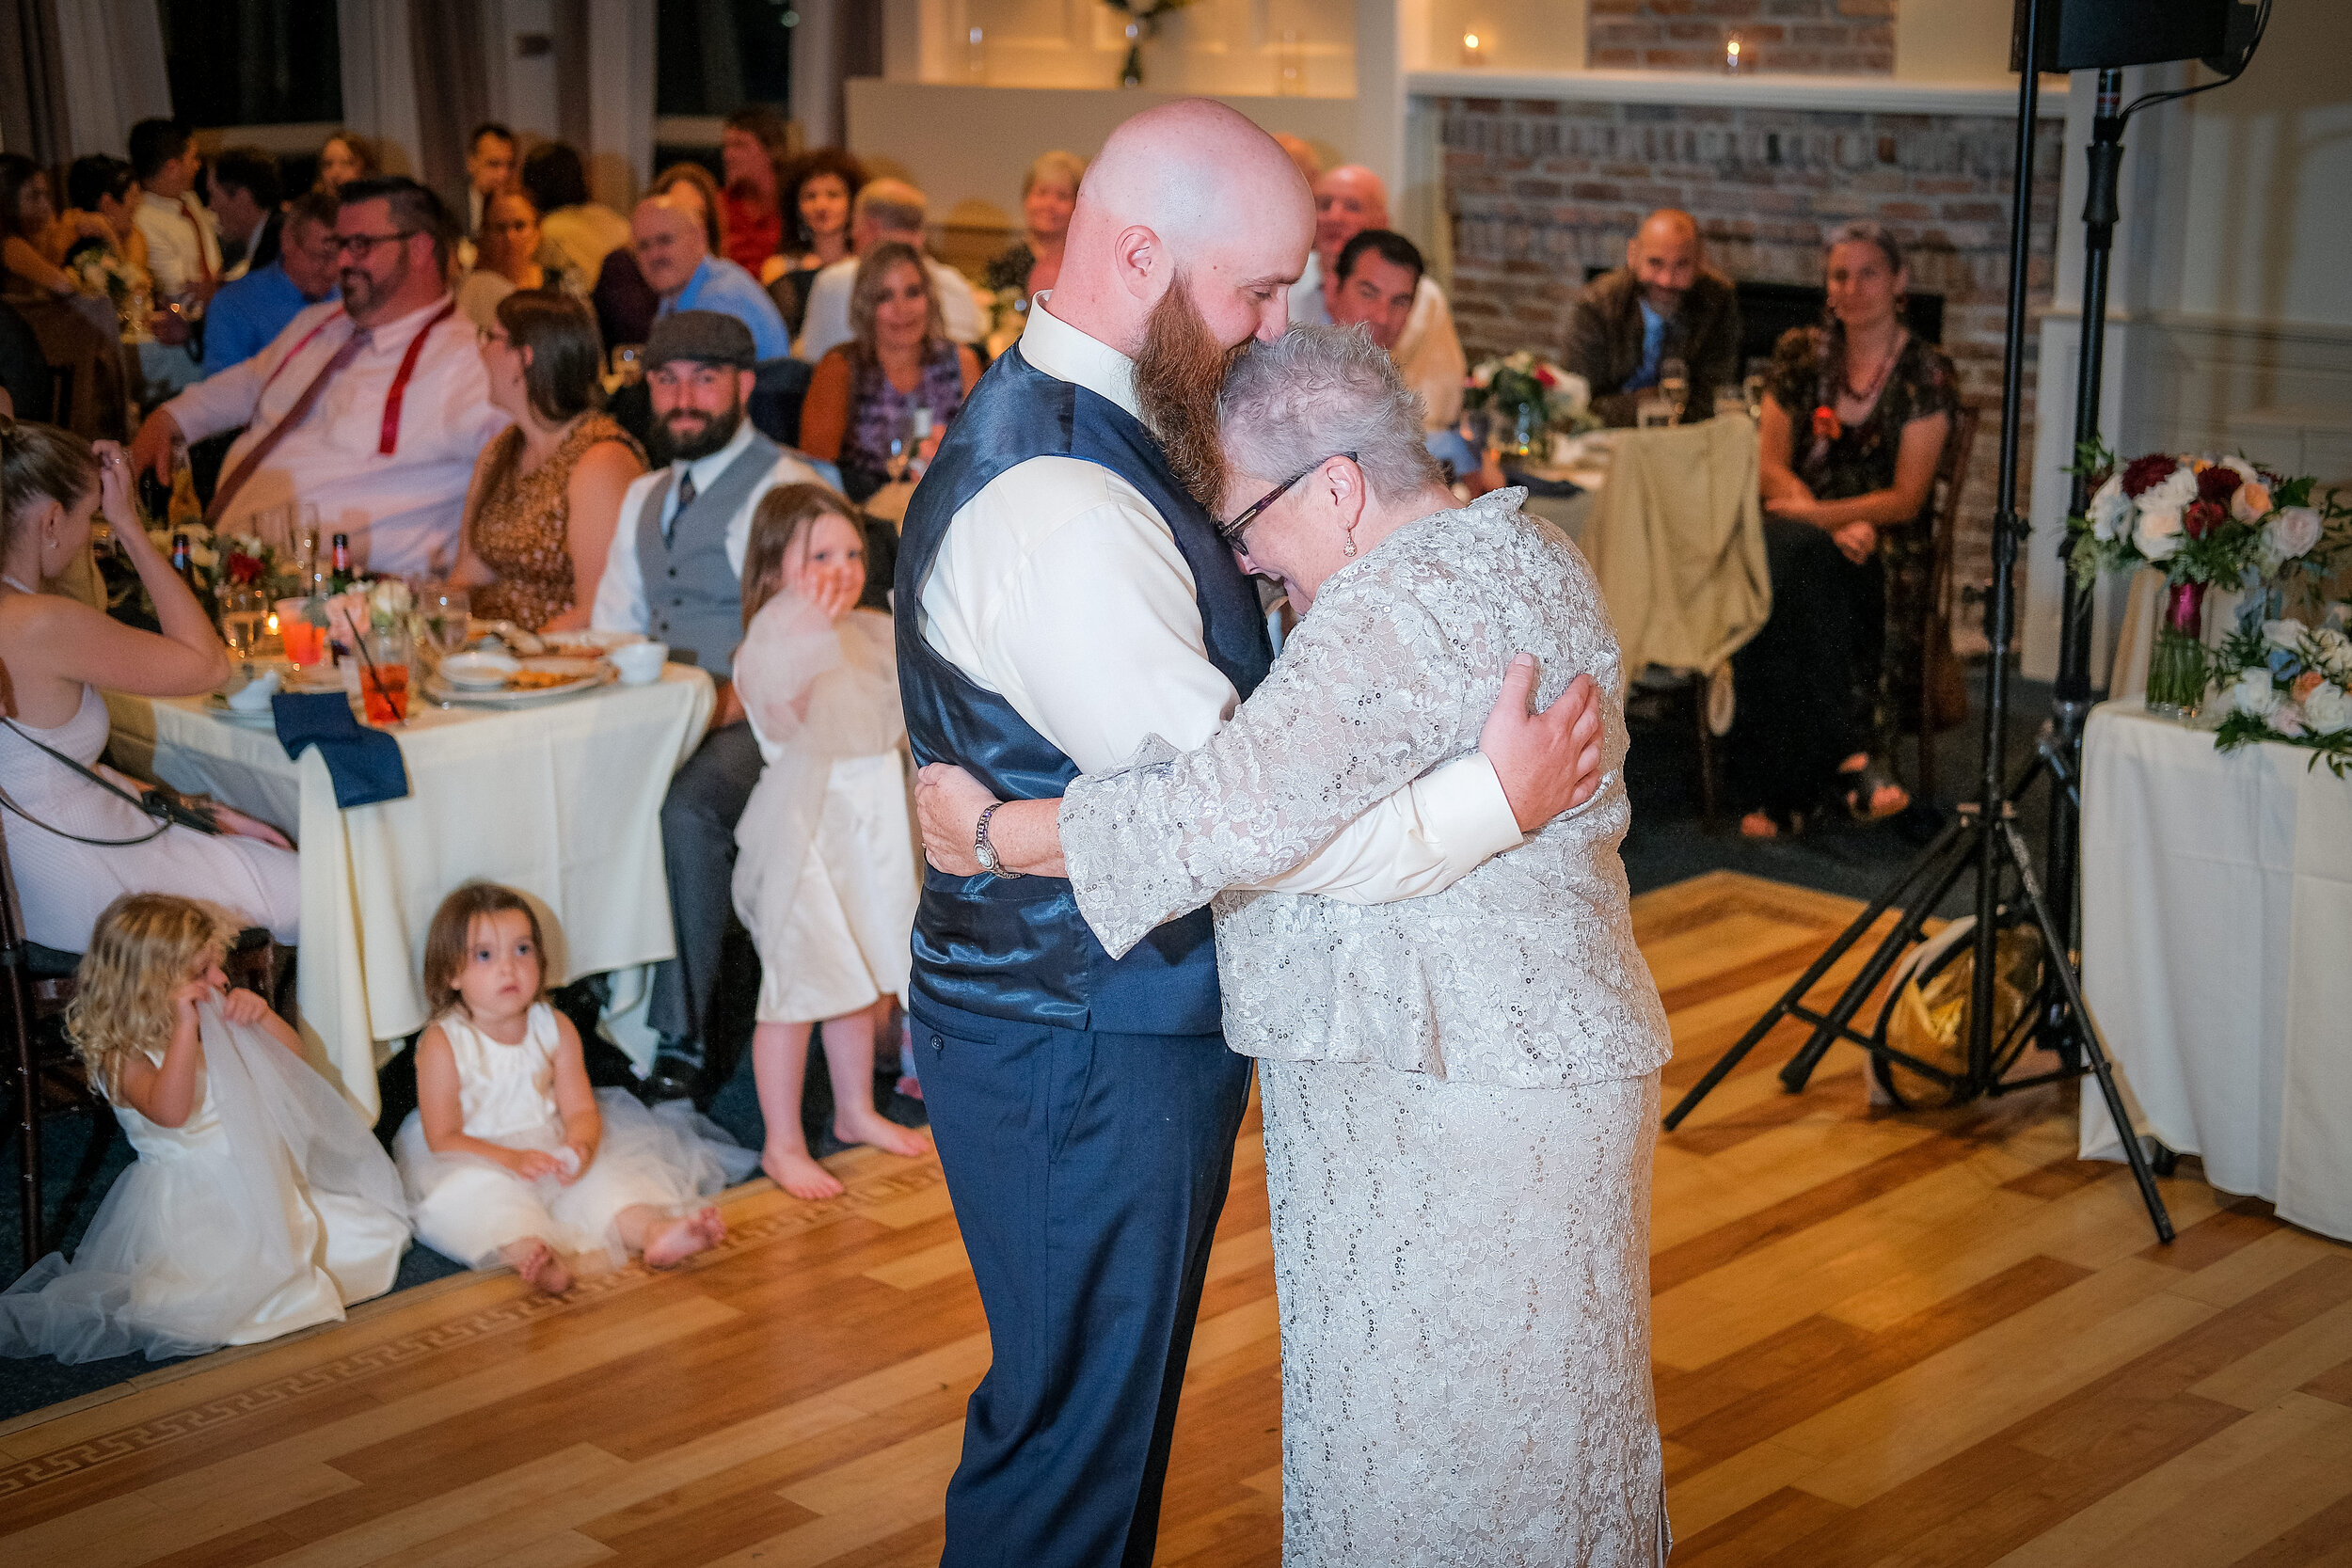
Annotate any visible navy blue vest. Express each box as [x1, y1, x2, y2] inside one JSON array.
[[895, 342, 1272, 1035]]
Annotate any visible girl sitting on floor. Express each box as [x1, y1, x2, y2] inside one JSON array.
[[394, 882, 741, 1293], [0, 894, 408, 1364], [730, 484, 928, 1199]]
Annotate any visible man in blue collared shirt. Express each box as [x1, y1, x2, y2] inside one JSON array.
[[630, 196, 789, 361], [199, 193, 341, 378]]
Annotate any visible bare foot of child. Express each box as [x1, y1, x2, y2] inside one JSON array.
[[502, 1237, 573, 1294], [763, 1144, 845, 1201], [836, 1107, 931, 1161], [641, 1206, 727, 1268]]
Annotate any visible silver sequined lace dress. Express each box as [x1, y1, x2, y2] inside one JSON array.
[[1059, 489, 1675, 1566]]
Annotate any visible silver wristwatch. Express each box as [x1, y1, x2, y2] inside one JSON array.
[[975, 801, 1022, 879]]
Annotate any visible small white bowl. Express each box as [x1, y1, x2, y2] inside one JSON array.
[[438, 650, 520, 689], [610, 641, 669, 686]]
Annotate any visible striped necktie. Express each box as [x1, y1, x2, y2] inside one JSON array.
[[204, 326, 372, 523]]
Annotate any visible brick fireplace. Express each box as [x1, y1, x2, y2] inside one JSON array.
[[1589, 0, 1899, 75], [1437, 91, 2064, 591]]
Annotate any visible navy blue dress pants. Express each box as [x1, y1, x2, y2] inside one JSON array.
[[912, 996, 1255, 1568]]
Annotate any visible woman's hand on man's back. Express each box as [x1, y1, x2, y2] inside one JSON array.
[[1480, 656, 1604, 833]]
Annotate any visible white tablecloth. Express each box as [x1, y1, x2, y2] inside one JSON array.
[[103, 668, 715, 1116], [2078, 699, 2352, 1242]]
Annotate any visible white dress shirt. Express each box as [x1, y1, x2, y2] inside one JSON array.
[[1294, 253, 1466, 431], [135, 190, 221, 298], [915, 296, 1521, 905], [796, 252, 987, 362], [590, 420, 830, 636], [166, 293, 510, 577]]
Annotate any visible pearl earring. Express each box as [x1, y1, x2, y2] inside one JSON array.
[[1342, 536, 1357, 557]]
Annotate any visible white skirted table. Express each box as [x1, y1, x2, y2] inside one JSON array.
[[2077, 698, 2352, 1242], [103, 667, 714, 1117]]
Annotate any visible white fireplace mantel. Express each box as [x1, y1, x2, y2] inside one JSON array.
[[1406, 68, 2067, 119]]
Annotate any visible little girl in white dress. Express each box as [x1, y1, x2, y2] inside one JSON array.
[[0, 894, 407, 1363], [730, 484, 927, 1200], [393, 882, 748, 1293]]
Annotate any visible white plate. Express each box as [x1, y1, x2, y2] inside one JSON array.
[[439, 650, 521, 689], [422, 657, 614, 708]]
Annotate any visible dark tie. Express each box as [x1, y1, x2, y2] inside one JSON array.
[[206, 326, 372, 523], [668, 469, 696, 541]]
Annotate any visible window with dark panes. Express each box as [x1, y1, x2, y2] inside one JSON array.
[[657, 0, 795, 118], [159, 0, 343, 128]]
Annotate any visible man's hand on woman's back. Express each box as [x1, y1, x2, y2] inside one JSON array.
[[1480, 655, 1603, 833]]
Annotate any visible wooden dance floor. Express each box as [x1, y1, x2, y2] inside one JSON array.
[[5, 871, 2349, 1567]]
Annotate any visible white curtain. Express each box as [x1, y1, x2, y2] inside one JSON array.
[[338, 0, 425, 177], [51, 0, 170, 158]]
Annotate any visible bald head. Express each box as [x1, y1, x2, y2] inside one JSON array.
[[1048, 99, 1314, 357], [1273, 132, 1322, 185], [1312, 165, 1390, 273], [632, 196, 708, 296], [1629, 209, 1703, 315]]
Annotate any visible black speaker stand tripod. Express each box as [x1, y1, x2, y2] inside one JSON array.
[[1661, 1, 2177, 1243]]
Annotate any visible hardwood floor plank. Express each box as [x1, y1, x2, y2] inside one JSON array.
[[8, 872, 2347, 1568]]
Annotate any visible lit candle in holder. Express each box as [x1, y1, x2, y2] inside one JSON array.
[[1461, 32, 1484, 67], [1724, 33, 1742, 74]]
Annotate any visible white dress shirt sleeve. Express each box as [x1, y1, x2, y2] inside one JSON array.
[[164, 335, 273, 442], [926, 460, 1522, 905], [929, 259, 987, 346], [1399, 280, 1468, 431], [592, 470, 660, 633]]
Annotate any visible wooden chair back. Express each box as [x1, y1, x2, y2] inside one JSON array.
[[1915, 404, 1981, 803]]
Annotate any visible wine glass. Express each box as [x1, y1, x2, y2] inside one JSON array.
[[1659, 356, 1690, 424], [424, 584, 471, 655], [884, 408, 919, 484]]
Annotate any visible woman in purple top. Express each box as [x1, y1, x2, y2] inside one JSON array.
[[798, 242, 978, 503]]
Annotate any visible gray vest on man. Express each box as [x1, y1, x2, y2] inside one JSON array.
[[631, 431, 781, 681]]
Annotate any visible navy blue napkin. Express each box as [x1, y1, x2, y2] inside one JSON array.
[[272, 691, 410, 808]]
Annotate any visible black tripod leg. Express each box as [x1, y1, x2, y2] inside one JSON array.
[[1998, 819, 2173, 1243], [1664, 810, 1968, 1130], [1778, 813, 1974, 1092]]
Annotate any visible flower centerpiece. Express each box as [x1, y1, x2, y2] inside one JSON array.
[[2209, 607, 2352, 775], [70, 246, 152, 343], [2064, 446, 2349, 719], [1463, 352, 1596, 461]]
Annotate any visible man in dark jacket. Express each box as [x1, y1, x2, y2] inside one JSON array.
[[1565, 209, 1741, 428]]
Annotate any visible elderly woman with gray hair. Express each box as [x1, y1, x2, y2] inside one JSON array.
[[916, 325, 1673, 1565]]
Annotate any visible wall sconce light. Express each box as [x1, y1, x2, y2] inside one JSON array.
[[1461, 32, 1485, 67], [1724, 33, 1742, 74]]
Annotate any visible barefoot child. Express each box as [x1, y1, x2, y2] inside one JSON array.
[[730, 484, 928, 1199], [0, 895, 407, 1363], [393, 883, 733, 1291]]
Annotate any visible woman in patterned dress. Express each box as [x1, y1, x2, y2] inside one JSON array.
[[1729, 220, 1958, 835], [913, 326, 1671, 1566], [453, 291, 644, 631], [797, 242, 978, 504]]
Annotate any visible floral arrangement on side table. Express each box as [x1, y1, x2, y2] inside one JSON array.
[[2065, 444, 2352, 763], [1463, 352, 1596, 460]]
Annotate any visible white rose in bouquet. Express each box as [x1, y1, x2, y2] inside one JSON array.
[[2271, 703, 2308, 737], [2313, 626, 2352, 685], [2263, 617, 2309, 651], [367, 578, 413, 627], [2087, 474, 2132, 542], [2134, 500, 2185, 561], [2148, 463, 2200, 514], [2228, 667, 2280, 720], [2263, 505, 2323, 562], [2304, 682, 2352, 735]]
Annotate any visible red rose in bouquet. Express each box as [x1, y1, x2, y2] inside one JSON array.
[[2196, 465, 2243, 504], [2121, 453, 2179, 498], [2184, 499, 2225, 539], [225, 551, 263, 585], [1812, 405, 1841, 442]]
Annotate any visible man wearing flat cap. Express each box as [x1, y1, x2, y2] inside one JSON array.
[[593, 309, 833, 1101]]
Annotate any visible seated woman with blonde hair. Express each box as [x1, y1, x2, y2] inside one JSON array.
[[797, 242, 979, 504]]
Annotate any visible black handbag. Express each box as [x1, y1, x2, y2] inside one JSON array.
[[0, 718, 222, 844]]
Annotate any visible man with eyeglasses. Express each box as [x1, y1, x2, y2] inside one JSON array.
[[197, 191, 342, 379], [131, 176, 507, 577]]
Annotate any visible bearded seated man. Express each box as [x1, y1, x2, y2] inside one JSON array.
[[589, 309, 834, 1101]]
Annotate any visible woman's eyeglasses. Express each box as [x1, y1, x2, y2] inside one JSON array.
[[1216, 451, 1358, 548]]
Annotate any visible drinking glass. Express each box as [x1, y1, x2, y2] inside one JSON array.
[[278, 599, 327, 667], [1659, 356, 1690, 424], [612, 344, 645, 385], [359, 627, 411, 724], [885, 409, 918, 483], [220, 586, 271, 657], [424, 584, 471, 654], [1636, 396, 1675, 430], [289, 504, 324, 593], [1744, 372, 1768, 420], [1716, 388, 1751, 420]]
